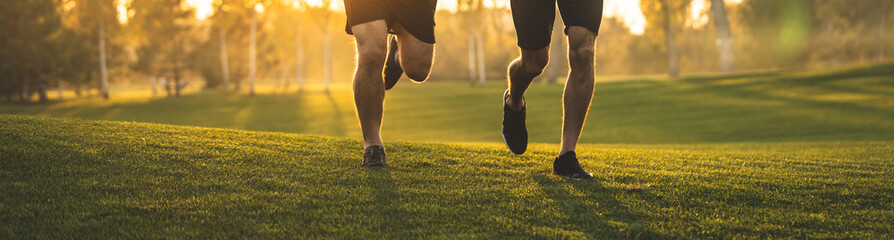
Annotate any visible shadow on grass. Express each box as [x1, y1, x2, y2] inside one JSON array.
[[325, 91, 348, 137], [532, 174, 664, 239], [363, 169, 408, 237]]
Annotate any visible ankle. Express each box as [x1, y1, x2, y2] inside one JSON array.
[[507, 96, 525, 111]]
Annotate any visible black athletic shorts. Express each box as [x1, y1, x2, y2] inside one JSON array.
[[510, 0, 604, 50], [344, 0, 437, 44]]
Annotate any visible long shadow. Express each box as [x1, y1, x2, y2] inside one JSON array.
[[363, 169, 408, 237], [325, 91, 348, 137], [532, 174, 664, 239], [683, 74, 894, 117]]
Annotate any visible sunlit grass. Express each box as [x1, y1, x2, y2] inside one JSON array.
[[3, 63, 893, 144], [2, 63, 893, 238], [1, 114, 891, 238]]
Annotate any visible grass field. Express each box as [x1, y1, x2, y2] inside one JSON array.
[[3, 63, 893, 144], [1, 63, 894, 238], [1, 115, 892, 238]]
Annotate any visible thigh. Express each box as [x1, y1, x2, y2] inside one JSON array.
[[351, 20, 388, 59], [557, 0, 603, 36], [392, 23, 434, 66], [510, 0, 556, 50]]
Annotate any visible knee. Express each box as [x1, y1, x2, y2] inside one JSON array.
[[520, 52, 549, 76], [357, 47, 386, 73], [569, 45, 595, 71], [403, 61, 432, 81]]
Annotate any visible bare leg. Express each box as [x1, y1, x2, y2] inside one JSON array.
[[392, 23, 435, 81], [506, 48, 550, 111], [559, 26, 597, 156], [351, 20, 388, 148]]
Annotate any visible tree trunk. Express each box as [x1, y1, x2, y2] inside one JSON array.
[[173, 64, 181, 97], [249, 7, 258, 96], [467, 31, 477, 86], [97, 0, 110, 99], [219, 26, 231, 92], [880, 1, 888, 62], [57, 80, 64, 100], [476, 30, 486, 86], [21, 79, 30, 102], [150, 75, 157, 97], [162, 77, 171, 97], [826, 21, 838, 65], [545, 10, 566, 84], [323, 28, 331, 91], [662, 0, 680, 77], [281, 64, 290, 92], [710, 0, 735, 72], [296, 24, 304, 90], [37, 77, 48, 102]]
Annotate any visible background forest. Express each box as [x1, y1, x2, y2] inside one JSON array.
[[1, 0, 891, 101]]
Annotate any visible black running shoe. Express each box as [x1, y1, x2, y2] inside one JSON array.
[[553, 151, 593, 179], [361, 145, 387, 169], [502, 89, 528, 155], [384, 35, 403, 90]]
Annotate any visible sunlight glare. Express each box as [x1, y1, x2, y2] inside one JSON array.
[[185, 0, 214, 20], [117, 1, 129, 24], [604, 0, 647, 35], [688, 0, 709, 28]]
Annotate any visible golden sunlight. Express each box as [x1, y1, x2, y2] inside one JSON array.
[[604, 0, 647, 35], [688, 0, 710, 28], [117, 2, 129, 24], [185, 0, 214, 20]]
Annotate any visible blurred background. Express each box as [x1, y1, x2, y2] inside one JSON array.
[[1, 0, 891, 100], [1, 0, 893, 145]]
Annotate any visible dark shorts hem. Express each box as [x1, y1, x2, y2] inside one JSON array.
[[344, 0, 436, 44], [511, 0, 603, 50]]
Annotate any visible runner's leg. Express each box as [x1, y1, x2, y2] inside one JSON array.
[[392, 23, 434, 82], [351, 20, 388, 149], [559, 26, 596, 156]]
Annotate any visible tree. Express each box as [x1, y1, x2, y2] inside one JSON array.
[[305, 0, 333, 91], [710, 0, 736, 72], [641, 0, 690, 77], [0, 0, 64, 101], [458, 0, 488, 86], [130, 0, 204, 97], [249, 2, 260, 96], [96, 0, 110, 99]]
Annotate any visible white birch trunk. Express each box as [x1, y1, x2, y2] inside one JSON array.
[[662, 0, 679, 77], [879, 2, 888, 62], [296, 24, 304, 90], [150, 75, 157, 97], [219, 26, 231, 92], [323, 28, 331, 91], [710, 0, 736, 72], [249, 7, 258, 96], [57, 81, 64, 100], [98, 0, 110, 99], [476, 30, 486, 86], [467, 32, 477, 86]]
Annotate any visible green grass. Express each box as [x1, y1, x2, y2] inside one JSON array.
[[3, 62, 893, 144], [2, 63, 894, 238], [1, 114, 892, 238]]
